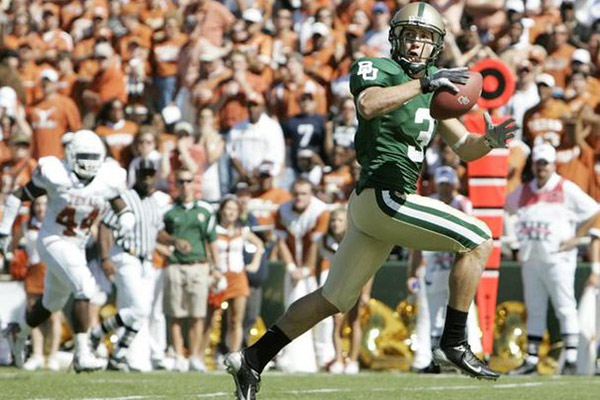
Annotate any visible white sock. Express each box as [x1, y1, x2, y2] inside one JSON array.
[[74, 333, 90, 357], [526, 355, 539, 365], [565, 348, 577, 364]]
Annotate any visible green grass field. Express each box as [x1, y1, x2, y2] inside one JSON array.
[[1, 369, 599, 400]]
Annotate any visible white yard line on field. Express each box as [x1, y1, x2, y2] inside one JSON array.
[[194, 392, 229, 398]]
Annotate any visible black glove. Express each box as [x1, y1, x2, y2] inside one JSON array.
[[483, 112, 517, 149], [420, 67, 470, 94]]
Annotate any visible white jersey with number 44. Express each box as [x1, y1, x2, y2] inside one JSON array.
[[32, 156, 126, 245]]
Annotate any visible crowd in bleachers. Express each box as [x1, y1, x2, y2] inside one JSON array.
[[1, 0, 600, 372]]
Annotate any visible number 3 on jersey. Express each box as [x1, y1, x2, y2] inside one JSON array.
[[56, 207, 99, 236], [407, 108, 435, 163]]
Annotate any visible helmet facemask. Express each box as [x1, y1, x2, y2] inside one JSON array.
[[72, 152, 103, 180], [389, 24, 444, 76], [66, 130, 106, 182]]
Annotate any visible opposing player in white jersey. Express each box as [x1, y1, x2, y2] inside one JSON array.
[[506, 144, 600, 375], [408, 166, 483, 373], [0, 130, 135, 372]]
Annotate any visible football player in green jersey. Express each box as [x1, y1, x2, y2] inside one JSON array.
[[225, 3, 516, 397]]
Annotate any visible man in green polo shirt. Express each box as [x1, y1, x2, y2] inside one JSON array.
[[160, 169, 220, 372]]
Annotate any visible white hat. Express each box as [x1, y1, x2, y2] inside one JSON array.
[[257, 161, 275, 177], [174, 121, 194, 135], [0, 86, 17, 117], [297, 149, 315, 158], [161, 104, 182, 125], [506, 0, 525, 13], [532, 143, 556, 163], [535, 73, 555, 87], [311, 22, 330, 37], [94, 42, 113, 59], [434, 166, 458, 185], [572, 48, 591, 64], [242, 8, 262, 23], [41, 68, 59, 82]]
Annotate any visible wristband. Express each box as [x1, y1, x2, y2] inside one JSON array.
[[419, 77, 431, 93], [592, 262, 600, 275], [301, 267, 310, 278]]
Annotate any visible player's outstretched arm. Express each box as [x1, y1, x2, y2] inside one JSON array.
[[0, 181, 46, 253], [437, 112, 517, 162]]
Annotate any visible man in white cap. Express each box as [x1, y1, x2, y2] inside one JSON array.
[[505, 143, 600, 375], [407, 166, 483, 373]]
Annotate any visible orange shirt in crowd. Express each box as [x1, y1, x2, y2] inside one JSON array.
[[304, 47, 336, 84], [212, 72, 268, 131], [321, 165, 353, 200], [118, 23, 153, 57], [95, 120, 139, 166], [89, 64, 127, 104], [153, 33, 189, 77], [195, 0, 235, 47], [528, 10, 562, 44], [544, 44, 575, 88], [27, 94, 82, 159], [18, 62, 42, 105], [60, 1, 85, 30], [251, 187, 292, 228], [140, 6, 172, 30], [270, 77, 327, 120], [245, 33, 274, 59], [0, 157, 37, 195], [3, 34, 45, 51], [275, 197, 330, 266], [556, 143, 595, 193], [522, 99, 571, 147]]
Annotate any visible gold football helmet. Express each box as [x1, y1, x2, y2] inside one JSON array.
[[388, 2, 446, 75]]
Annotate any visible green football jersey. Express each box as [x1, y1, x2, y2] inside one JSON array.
[[349, 57, 437, 195]]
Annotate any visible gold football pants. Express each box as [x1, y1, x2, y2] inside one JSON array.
[[321, 188, 491, 312]]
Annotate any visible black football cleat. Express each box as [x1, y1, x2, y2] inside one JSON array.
[[416, 361, 441, 374], [508, 359, 537, 375], [433, 343, 500, 380], [561, 362, 577, 376], [225, 351, 261, 400]]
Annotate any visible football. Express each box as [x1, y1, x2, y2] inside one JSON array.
[[430, 71, 483, 120]]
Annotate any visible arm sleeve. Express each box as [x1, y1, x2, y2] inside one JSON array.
[[349, 58, 391, 97], [105, 163, 128, 200], [205, 211, 218, 243], [564, 181, 600, 223]]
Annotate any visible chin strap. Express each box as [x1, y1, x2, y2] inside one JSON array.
[[397, 57, 428, 76]]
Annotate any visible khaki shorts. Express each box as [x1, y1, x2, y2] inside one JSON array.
[[163, 263, 210, 318], [321, 188, 491, 312]]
